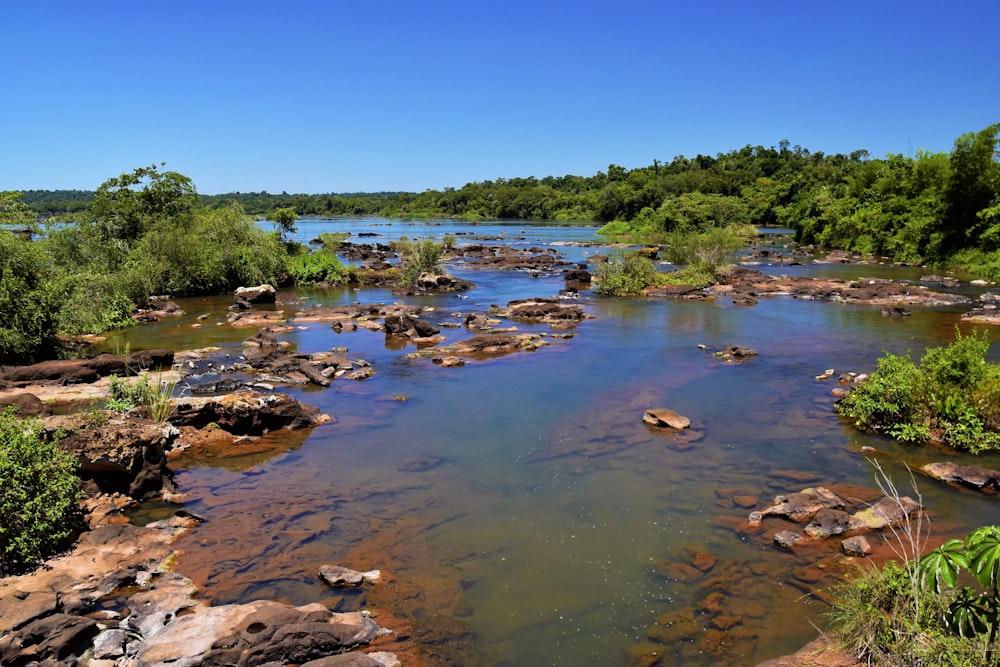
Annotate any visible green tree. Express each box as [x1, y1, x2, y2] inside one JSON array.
[[0, 194, 59, 362], [91, 163, 198, 252], [267, 206, 299, 239], [945, 123, 1000, 254]]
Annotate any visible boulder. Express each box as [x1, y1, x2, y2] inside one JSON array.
[[233, 284, 277, 309], [841, 536, 873, 557], [318, 565, 381, 587], [643, 409, 691, 430], [47, 414, 179, 499], [922, 461, 1000, 492], [170, 391, 331, 436], [848, 496, 921, 532], [384, 313, 441, 340], [0, 392, 50, 416], [803, 508, 852, 539], [760, 487, 845, 523], [0, 613, 99, 664], [0, 350, 174, 386], [773, 531, 803, 549]]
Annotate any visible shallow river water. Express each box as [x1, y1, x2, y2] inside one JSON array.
[[119, 219, 1000, 667]]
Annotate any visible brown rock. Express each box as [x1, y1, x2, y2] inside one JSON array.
[[643, 409, 691, 430], [921, 461, 1000, 492]]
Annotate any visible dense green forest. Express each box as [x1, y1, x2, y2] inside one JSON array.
[[18, 122, 1000, 274], [3, 123, 998, 364]]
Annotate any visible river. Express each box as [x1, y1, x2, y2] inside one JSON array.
[[116, 218, 1000, 666]]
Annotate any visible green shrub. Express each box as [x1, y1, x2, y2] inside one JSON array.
[[286, 252, 358, 286], [315, 232, 349, 251], [839, 330, 1000, 452], [395, 238, 445, 285], [106, 373, 176, 422], [838, 352, 926, 434], [0, 408, 84, 575], [830, 560, 979, 667], [661, 224, 756, 269], [594, 250, 657, 295], [0, 230, 59, 363], [52, 269, 141, 336]]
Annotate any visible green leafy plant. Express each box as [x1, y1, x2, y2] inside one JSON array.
[[838, 329, 1000, 453], [919, 526, 1000, 667], [593, 249, 657, 295], [106, 371, 177, 422], [0, 408, 84, 575], [394, 237, 445, 286], [286, 251, 358, 286]]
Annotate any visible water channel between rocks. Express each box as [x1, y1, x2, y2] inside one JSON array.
[[122, 219, 1000, 667]]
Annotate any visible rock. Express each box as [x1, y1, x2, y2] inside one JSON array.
[[0, 392, 50, 416], [0, 613, 100, 664], [841, 536, 873, 557], [504, 298, 590, 329], [46, 414, 179, 499], [384, 313, 441, 339], [170, 390, 331, 435], [318, 565, 381, 587], [413, 271, 473, 293], [921, 461, 1000, 492], [882, 306, 911, 317], [643, 409, 691, 430], [803, 508, 852, 539], [754, 633, 864, 667], [93, 628, 128, 659], [0, 590, 58, 634], [233, 284, 277, 309], [302, 653, 401, 667], [773, 530, 803, 549], [432, 356, 466, 367], [0, 350, 174, 386], [760, 487, 845, 523], [848, 495, 921, 532]]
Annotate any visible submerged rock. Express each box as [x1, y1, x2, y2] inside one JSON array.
[[921, 461, 1000, 492]]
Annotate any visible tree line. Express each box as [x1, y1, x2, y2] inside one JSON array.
[[18, 122, 999, 272]]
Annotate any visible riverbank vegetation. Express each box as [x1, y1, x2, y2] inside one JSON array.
[[19, 123, 999, 274], [0, 408, 84, 575], [831, 524, 1000, 667], [836, 329, 1000, 453]]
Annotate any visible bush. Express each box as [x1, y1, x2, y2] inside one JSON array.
[[132, 203, 286, 295], [395, 238, 445, 285], [661, 224, 756, 270], [0, 408, 84, 575], [286, 252, 358, 286], [594, 250, 657, 295], [0, 230, 59, 363], [838, 329, 1000, 452], [830, 560, 979, 667], [837, 351, 926, 437]]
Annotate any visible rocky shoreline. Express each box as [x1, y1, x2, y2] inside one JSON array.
[[2, 244, 998, 666]]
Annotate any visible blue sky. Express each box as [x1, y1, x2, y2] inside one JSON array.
[[2, 0, 997, 194]]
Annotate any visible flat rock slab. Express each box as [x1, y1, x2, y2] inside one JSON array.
[[319, 565, 381, 587], [922, 461, 1000, 492]]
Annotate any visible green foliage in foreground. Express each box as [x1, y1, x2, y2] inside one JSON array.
[[919, 526, 1000, 666], [831, 560, 983, 667], [0, 408, 84, 575], [837, 329, 1000, 453]]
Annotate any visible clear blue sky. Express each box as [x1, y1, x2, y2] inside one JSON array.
[[2, 0, 997, 195]]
